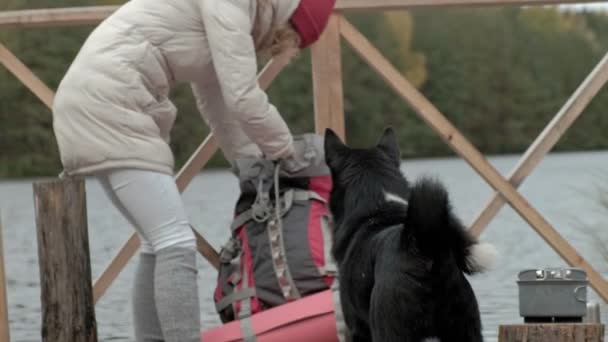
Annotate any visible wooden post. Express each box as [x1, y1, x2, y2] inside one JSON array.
[[0, 212, 9, 342], [311, 14, 346, 140], [499, 324, 604, 342], [33, 178, 97, 342]]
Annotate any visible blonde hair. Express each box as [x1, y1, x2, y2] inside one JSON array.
[[254, 0, 301, 61]]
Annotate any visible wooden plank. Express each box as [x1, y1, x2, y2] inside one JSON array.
[[33, 178, 97, 342], [498, 324, 604, 342], [193, 225, 220, 270], [337, 0, 608, 10], [470, 51, 608, 237], [92, 234, 139, 303], [0, 212, 9, 342], [175, 134, 219, 192], [311, 14, 346, 140], [339, 17, 608, 302], [2, 0, 607, 28], [0, 6, 117, 28], [0, 42, 54, 108], [93, 56, 289, 302], [258, 52, 294, 90]]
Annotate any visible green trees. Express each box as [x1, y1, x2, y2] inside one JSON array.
[[0, 0, 99, 176], [1, 2, 608, 177], [410, 7, 606, 155]]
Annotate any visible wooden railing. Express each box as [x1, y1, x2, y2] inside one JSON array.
[[0, 0, 607, 28], [1, 0, 608, 339]]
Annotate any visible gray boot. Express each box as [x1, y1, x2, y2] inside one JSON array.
[[133, 252, 164, 342], [155, 247, 201, 342]]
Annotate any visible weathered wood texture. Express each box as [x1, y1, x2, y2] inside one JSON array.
[[0, 212, 9, 342], [499, 324, 604, 342], [311, 14, 346, 140], [34, 178, 97, 342]]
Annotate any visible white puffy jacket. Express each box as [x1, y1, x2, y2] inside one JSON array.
[[53, 0, 300, 176]]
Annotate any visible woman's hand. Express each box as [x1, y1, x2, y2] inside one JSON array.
[[279, 134, 319, 175], [281, 153, 310, 174]]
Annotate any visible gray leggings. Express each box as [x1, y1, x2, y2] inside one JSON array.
[[98, 168, 201, 342]]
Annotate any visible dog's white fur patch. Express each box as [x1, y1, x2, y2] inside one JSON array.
[[423, 338, 440, 342], [468, 242, 498, 272], [384, 191, 409, 207]]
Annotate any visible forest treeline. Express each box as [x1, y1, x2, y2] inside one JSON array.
[[1, 1, 608, 177]]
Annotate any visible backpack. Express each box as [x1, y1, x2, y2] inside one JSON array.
[[214, 134, 338, 325]]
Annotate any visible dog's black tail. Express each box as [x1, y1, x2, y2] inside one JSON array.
[[403, 177, 496, 274]]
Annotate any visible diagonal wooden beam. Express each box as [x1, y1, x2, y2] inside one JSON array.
[[0, 42, 54, 108], [93, 54, 292, 303], [469, 51, 608, 237], [339, 17, 608, 302]]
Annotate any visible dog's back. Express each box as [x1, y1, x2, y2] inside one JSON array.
[[324, 128, 495, 342], [370, 178, 489, 342]]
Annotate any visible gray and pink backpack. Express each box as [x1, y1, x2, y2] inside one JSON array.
[[214, 134, 338, 323]]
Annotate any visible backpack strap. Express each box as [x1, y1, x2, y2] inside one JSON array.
[[214, 287, 256, 313], [317, 215, 338, 277], [267, 215, 301, 300], [216, 236, 257, 340], [237, 265, 257, 342], [332, 280, 348, 342], [231, 189, 325, 232], [293, 190, 326, 203], [219, 237, 240, 263], [231, 209, 255, 232], [267, 164, 302, 301]]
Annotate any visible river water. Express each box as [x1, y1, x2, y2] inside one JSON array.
[[2, 151, 608, 341]]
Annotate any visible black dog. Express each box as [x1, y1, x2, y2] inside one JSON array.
[[325, 128, 495, 342]]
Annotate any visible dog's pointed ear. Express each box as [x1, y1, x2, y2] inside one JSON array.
[[324, 129, 347, 169], [376, 128, 401, 166]]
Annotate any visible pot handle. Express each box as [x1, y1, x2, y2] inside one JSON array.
[[574, 285, 587, 303]]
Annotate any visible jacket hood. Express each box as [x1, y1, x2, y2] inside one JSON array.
[[254, 0, 301, 45], [273, 0, 301, 26]]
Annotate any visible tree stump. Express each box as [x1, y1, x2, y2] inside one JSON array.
[[33, 177, 97, 342], [499, 323, 604, 342]]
